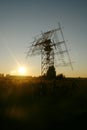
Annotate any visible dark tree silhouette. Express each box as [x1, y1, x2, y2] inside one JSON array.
[[46, 66, 56, 79], [56, 73, 65, 79]]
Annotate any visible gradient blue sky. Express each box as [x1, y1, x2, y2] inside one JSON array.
[[0, 0, 87, 77]]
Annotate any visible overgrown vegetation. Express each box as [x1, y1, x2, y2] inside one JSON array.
[[46, 66, 56, 79], [0, 76, 87, 129]]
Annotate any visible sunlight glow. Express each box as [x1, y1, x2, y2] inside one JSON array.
[[18, 66, 26, 75]]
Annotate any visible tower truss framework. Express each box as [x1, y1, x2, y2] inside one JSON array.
[[27, 23, 73, 76]]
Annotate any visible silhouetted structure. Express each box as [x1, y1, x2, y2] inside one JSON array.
[[27, 23, 73, 76]]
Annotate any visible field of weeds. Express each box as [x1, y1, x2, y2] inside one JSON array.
[[0, 76, 87, 129]]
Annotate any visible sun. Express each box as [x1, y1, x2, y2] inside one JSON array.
[[18, 66, 26, 75]]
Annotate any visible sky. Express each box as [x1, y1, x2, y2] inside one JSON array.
[[0, 0, 87, 77]]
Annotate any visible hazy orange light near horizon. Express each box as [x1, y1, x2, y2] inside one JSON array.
[[10, 66, 28, 76], [18, 66, 26, 75]]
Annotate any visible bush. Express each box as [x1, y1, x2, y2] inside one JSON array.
[[46, 66, 56, 79]]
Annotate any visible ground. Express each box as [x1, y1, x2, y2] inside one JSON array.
[[0, 76, 87, 129]]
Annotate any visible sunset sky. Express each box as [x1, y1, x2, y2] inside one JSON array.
[[0, 0, 87, 77]]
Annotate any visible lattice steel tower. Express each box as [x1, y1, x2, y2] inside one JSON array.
[[27, 23, 73, 76]]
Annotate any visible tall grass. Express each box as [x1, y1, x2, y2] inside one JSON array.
[[0, 77, 87, 129]]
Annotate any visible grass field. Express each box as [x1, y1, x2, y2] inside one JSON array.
[[0, 76, 87, 129]]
